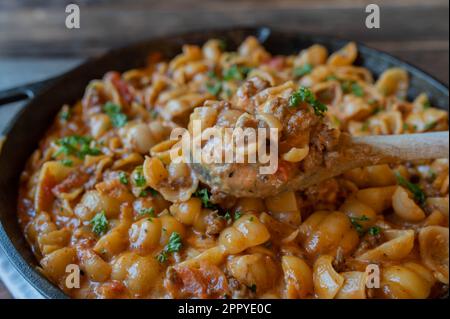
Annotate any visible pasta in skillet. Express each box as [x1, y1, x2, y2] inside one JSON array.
[[18, 37, 449, 299]]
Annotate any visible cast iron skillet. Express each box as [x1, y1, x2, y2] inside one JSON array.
[[0, 27, 448, 299]]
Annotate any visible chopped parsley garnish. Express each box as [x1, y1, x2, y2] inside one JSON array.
[[54, 135, 100, 159], [59, 108, 72, 121], [361, 122, 370, 132], [234, 211, 243, 221], [341, 81, 352, 93], [156, 251, 168, 263], [139, 207, 155, 217], [429, 170, 437, 180], [133, 166, 147, 187], [90, 211, 108, 236], [118, 171, 128, 185], [194, 188, 217, 209], [103, 102, 128, 128], [423, 100, 431, 109], [223, 211, 232, 222], [224, 88, 233, 97], [288, 87, 328, 117], [139, 187, 158, 198], [139, 189, 149, 197], [217, 39, 227, 51], [368, 226, 381, 236], [222, 65, 252, 81], [424, 121, 437, 131], [395, 172, 426, 206], [349, 215, 370, 235], [207, 71, 218, 79], [326, 75, 338, 81], [206, 81, 222, 96], [368, 99, 377, 106], [293, 63, 313, 78], [371, 107, 382, 116], [351, 83, 364, 97], [60, 159, 73, 167], [403, 123, 417, 131], [341, 81, 364, 97], [156, 232, 183, 263], [150, 110, 158, 119]]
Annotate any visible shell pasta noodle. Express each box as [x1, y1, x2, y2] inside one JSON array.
[[18, 37, 448, 299]]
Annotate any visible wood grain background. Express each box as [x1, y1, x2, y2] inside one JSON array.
[[0, 0, 448, 299]]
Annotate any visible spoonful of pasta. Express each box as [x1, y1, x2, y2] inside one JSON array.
[[187, 82, 449, 198], [191, 131, 449, 198]]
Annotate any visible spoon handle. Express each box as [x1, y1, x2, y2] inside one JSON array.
[[352, 131, 449, 162]]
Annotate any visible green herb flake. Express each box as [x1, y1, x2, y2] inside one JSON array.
[[234, 211, 242, 221], [368, 99, 377, 106], [429, 170, 437, 180], [217, 39, 227, 51], [424, 121, 437, 131], [293, 63, 313, 78], [118, 171, 128, 185], [206, 81, 222, 96], [368, 226, 381, 236], [156, 251, 168, 263], [395, 172, 426, 206], [222, 65, 252, 81], [288, 87, 328, 117], [103, 102, 128, 128], [351, 83, 364, 97], [207, 71, 218, 79], [59, 109, 72, 121], [349, 215, 370, 235], [361, 122, 370, 132], [60, 159, 73, 167], [224, 211, 232, 222], [139, 189, 148, 197], [139, 207, 155, 217], [156, 232, 183, 263], [223, 88, 233, 98], [133, 166, 147, 187], [54, 135, 100, 159], [341, 81, 352, 94], [194, 188, 216, 209], [423, 100, 431, 109], [371, 107, 382, 115], [150, 110, 158, 119], [90, 211, 108, 236]]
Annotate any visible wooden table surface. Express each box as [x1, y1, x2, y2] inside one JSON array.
[[0, 0, 448, 299]]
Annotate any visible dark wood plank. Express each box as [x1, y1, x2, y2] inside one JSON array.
[[0, 0, 448, 84], [0, 1, 447, 56], [1, 0, 447, 10]]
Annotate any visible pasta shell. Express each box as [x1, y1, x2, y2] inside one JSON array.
[[313, 255, 345, 299], [356, 229, 414, 262], [418, 226, 449, 284]]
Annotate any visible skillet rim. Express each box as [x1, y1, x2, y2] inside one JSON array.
[[0, 25, 448, 299]]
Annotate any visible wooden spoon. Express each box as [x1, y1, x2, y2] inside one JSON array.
[[190, 131, 449, 198]]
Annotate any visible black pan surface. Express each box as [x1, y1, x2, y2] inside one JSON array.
[[0, 27, 448, 299]]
